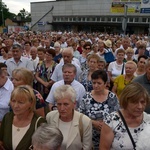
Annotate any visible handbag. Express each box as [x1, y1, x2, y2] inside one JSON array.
[[118, 110, 136, 150], [104, 48, 115, 63]]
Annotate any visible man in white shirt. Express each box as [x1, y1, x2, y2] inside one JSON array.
[[51, 47, 82, 82], [0, 63, 14, 122], [6, 44, 34, 78], [46, 63, 86, 110]]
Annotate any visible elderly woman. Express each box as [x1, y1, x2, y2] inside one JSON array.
[[12, 68, 46, 117], [79, 70, 119, 149], [0, 85, 46, 150], [46, 85, 92, 150], [100, 82, 150, 150], [79, 53, 100, 92], [31, 123, 63, 150], [112, 61, 137, 98]]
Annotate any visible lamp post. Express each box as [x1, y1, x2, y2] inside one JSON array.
[[122, 4, 128, 36]]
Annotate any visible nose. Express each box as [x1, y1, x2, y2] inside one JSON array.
[[137, 102, 143, 109], [60, 104, 65, 111]]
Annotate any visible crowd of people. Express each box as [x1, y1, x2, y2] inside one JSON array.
[[0, 30, 150, 150]]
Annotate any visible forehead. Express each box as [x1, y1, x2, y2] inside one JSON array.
[[63, 67, 74, 72]]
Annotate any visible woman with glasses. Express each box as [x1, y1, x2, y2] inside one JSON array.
[[78, 42, 92, 71], [0, 85, 46, 150]]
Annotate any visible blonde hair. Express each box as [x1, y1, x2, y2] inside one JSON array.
[[125, 60, 137, 70], [126, 47, 134, 54], [10, 85, 36, 111], [120, 82, 150, 109], [12, 68, 33, 86]]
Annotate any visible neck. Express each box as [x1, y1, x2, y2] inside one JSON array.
[[116, 60, 123, 64], [15, 111, 33, 121]]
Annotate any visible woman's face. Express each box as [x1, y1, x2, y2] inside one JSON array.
[[57, 97, 75, 121], [126, 97, 146, 117], [92, 78, 106, 92], [45, 52, 53, 61], [88, 58, 98, 70], [137, 57, 146, 69], [1, 48, 6, 55], [125, 63, 136, 76], [10, 94, 32, 116], [12, 74, 25, 87], [126, 52, 134, 59]]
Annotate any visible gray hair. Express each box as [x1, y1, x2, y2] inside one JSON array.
[[32, 123, 63, 150], [62, 47, 74, 56], [145, 58, 150, 68], [54, 85, 76, 103]]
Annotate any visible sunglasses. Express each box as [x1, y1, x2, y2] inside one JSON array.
[[85, 47, 91, 50]]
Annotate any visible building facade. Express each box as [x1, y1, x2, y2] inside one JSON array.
[[31, 0, 150, 34]]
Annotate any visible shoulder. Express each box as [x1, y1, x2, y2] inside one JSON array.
[[46, 110, 59, 121]]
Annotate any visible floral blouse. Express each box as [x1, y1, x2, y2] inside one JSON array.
[[78, 91, 119, 150], [104, 111, 150, 150]]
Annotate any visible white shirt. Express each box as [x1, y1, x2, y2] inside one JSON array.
[[6, 56, 34, 78], [46, 80, 86, 108], [0, 78, 14, 121]]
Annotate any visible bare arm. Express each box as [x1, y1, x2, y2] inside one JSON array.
[[99, 123, 114, 150], [112, 84, 117, 95]]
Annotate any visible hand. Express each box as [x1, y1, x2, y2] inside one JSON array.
[[92, 120, 103, 131]]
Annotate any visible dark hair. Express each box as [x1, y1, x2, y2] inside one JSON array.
[[138, 55, 148, 62], [0, 63, 7, 69], [83, 42, 92, 49], [0, 46, 8, 53], [37, 47, 46, 53], [46, 49, 56, 57], [24, 41, 31, 46], [91, 70, 108, 83]]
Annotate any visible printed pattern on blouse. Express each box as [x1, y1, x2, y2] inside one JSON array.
[[78, 91, 119, 150]]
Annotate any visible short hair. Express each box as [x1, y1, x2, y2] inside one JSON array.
[[12, 44, 22, 50], [12, 68, 33, 87], [99, 57, 106, 67], [10, 85, 36, 111], [83, 42, 92, 49], [125, 61, 137, 70], [145, 58, 150, 68], [116, 48, 125, 55], [24, 41, 31, 46], [54, 85, 76, 103], [37, 47, 46, 53], [91, 70, 108, 83], [126, 47, 134, 54], [62, 47, 74, 56], [0, 62, 7, 70], [138, 55, 148, 62], [0, 46, 9, 53], [32, 123, 63, 150], [87, 53, 100, 62], [62, 63, 77, 74], [120, 82, 150, 109], [46, 49, 56, 57]]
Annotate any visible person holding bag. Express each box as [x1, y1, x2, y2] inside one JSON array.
[[99, 82, 150, 150]]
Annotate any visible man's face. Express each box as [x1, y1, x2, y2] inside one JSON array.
[[12, 48, 22, 60], [62, 52, 73, 64], [63, 67, 76, 83]]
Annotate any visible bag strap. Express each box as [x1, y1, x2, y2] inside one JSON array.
[[79, 114, 83, 142], [118, 110, 136, 149], [121, 63, 125, 75], [35, 116, 42, 130]]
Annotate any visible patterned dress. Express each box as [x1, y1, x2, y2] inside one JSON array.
[[104, 111, 150, 150], [79, 69, 93, 92], [78, 91, 119, 150]]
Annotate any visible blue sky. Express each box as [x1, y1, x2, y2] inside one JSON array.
[[3, 0, 54, 14]]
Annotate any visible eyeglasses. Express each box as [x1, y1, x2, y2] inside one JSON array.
[[85, 47, 91, 50]]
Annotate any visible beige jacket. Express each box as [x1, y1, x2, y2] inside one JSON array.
[[46, 110, 92, 150]]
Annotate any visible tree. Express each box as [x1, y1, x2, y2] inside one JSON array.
[[18, 8, 31, 21], [0, 1, 16, 26]]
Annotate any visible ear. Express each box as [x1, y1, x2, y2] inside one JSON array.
[[73, 101, 77, 109]]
